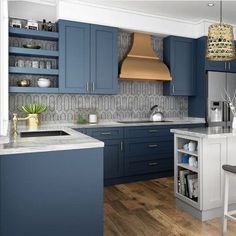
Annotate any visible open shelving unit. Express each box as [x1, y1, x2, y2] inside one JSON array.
[[174, 134, 201, 209], [9, 25, 59, 93]]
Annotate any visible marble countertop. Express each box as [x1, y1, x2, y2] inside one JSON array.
[[0, 125, 104, 156], [0, 117, 205, 155], [171, 126, 236, 138]]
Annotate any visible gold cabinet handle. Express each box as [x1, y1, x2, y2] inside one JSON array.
[[92, 82, 95, 92], [172, 85, 175, 94]]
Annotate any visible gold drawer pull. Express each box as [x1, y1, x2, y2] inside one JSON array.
[[149, 130, 158, 133], [148, 162, 158, 166], [148, 144, 158, 148], [101, 132, 112, 135]]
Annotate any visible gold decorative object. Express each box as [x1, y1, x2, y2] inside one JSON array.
[[206, 0, 236, 61], [26, 114, 41, 129]]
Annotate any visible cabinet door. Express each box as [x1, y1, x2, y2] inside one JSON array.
[[205, 60, 226, 72], [202, 138, 227, 210], [104, 140, 123, 179], [59, 20, 90, 93], [228, 61, 236, 73], [163, 36, 196, 96], [90, 25, 118, 94]]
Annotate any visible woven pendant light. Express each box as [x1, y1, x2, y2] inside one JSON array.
[[206, 0, 236, 61]]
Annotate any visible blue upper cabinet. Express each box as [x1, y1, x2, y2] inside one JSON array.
[[59, 20, 90, 93], [59, 20, 118, 94], [91, 25, 118, 94], [204, 37, 236, 73], [163, 36, 196, 96]]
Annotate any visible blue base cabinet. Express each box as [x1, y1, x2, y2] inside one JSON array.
[[75, 123, 205, 186], [0, 148, 103, 236], [59, 20, 118, 94], [163, 36, 196, 96]]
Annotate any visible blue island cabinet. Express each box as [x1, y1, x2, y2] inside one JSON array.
[[0, 148, 103, 236], [59, 20, 118, 94], [163, 36, 196, 96]]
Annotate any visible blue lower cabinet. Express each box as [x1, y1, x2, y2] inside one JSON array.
[[124, 154, 174, 176], [104, 140, 123, 180], [0, 148, 103, 236]]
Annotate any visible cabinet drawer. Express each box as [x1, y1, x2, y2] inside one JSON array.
[[86, 128, 123, 140], [124, 138, 173, 157], [73, 128, 87, 134], [124, 126, 171, 138], [124, 156, 173, 176]]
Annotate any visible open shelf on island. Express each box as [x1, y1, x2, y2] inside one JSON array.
[[9, 86, 59, 93], [9, 47, 59, 58], [176, 192, 199, 209], [177, 148, 198, 157], [177, 163, 198, 173]]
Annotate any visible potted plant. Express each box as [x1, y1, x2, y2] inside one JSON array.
[[18, 104, 47, 128]]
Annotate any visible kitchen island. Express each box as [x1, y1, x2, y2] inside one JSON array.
[[171, 126, 236, 221], [0, 124, 104, 236]]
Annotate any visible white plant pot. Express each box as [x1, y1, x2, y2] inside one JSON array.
[[232, 117, 236, 129]]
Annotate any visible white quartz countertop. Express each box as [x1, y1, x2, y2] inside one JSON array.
[[171, 126, 236, 138], [0, 125, 104, 156], [0, 117, 205, 155]]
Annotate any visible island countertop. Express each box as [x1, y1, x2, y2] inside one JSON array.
[[171, 126, 236, 138]]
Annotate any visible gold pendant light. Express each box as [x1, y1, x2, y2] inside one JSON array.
[[206, 0, 236, 61]]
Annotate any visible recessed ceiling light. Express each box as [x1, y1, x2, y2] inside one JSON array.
[[207, 3, 215, 7]]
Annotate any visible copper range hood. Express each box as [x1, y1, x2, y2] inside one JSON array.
[[119, 33, 172, 81]]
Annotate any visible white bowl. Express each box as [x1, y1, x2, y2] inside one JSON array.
[[37, 79, 50, 88]]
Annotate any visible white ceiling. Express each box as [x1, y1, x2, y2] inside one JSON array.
[[81, 0, 236, 24]]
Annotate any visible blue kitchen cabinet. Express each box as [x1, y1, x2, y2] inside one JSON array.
[[86, 128, 124, 182], [0, 148, 103, 236], [59, 20, 90, 93], [91, 25, 118, 94], [163, 36, 196, 96], [59, 20, 118, 94]]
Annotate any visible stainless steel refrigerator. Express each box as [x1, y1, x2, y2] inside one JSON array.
[[207, 71, 236, 127]]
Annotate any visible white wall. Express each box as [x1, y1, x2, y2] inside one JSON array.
[[8, 1, 56, 22], [0, 0, 9, 136]]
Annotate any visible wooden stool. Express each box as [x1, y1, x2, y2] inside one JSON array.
[[222, 165, 236, 233]]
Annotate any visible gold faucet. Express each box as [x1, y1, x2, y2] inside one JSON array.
[[12, 113, 31, 138]]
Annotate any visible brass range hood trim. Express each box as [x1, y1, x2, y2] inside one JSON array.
[[119, 33, 172, 81]]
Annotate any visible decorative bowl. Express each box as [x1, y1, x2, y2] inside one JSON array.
[[37, 78, 50, 88]]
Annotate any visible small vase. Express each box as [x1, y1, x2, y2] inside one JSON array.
[[26, 114, 40, 129], [232, 117, 236, 129]]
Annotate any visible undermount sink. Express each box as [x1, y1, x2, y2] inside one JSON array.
[[117, 120, 172, 124], [20, 130, 70, 138]]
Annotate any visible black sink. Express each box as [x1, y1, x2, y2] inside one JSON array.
[[20, 130, 70, 138], [117, 120, 172, 124]]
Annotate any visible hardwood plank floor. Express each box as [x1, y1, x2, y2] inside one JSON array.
[[104, 177, 236, 236]]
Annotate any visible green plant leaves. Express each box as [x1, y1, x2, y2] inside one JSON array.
[[18, 104, 48, 114]]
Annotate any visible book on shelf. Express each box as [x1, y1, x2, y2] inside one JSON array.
[[178, 170, 198, 201]]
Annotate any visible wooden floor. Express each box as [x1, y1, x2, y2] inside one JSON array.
[[104, 177, 236, 236]]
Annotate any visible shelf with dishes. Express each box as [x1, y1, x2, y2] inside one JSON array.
[[9, 18, 59, 93], [9, 47, 59, 58], [9, 27, 58, 41], [9, 67, 59, 75]]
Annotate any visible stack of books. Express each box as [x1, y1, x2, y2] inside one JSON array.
[[178, 170, 198, 201]]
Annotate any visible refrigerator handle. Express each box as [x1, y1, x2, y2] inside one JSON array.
[[228, 105, 231, 121], [222, 102, 225, 121]]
